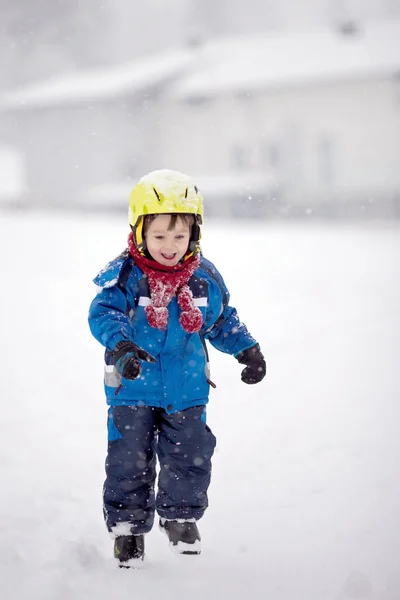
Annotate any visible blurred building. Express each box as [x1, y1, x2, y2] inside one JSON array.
[[0, 50, 192, 209], [0, 18, 399, 218], [169, 18, 400, 218]]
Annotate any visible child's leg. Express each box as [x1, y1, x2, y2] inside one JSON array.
[[103, 405, 158, 536], [156, 406, 216, 520]]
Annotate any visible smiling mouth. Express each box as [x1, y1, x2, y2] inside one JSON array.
[[161, 253, 176, 260]]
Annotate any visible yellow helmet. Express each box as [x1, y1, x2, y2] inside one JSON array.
[[128, 169, 204, 251]]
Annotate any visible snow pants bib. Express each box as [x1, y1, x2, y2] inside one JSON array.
[[103, 405, 217, 535]]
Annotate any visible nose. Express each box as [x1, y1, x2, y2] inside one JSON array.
[[164, 240, 177, 252]]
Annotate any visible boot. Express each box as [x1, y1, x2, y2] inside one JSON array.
[[114, 534, 145, 566], [159, 518, 201, 555]]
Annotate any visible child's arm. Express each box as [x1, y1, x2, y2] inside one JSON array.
[[204, 300, 257, 357], [89, 286, 155, 381], [200, 259, 266, 384], [88, 284, 133, 352], [200, 258, 256, 355]]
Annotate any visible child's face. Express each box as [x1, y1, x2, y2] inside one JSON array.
[[145, 214, 191, 266]]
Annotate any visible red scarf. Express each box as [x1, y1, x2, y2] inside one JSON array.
[[128, 232, 202, 333]]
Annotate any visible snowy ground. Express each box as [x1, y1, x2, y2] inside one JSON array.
[[1, 210, 399, 600]]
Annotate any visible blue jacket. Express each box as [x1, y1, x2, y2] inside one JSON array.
[[88, 251, 257, 413]]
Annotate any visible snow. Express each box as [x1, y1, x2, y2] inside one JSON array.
[[1, 211, 399, 599], [0, 49, 192, 110], [137, 169, 202, 213], [175, 18, 400, 97], [139, 169, 195, 193]]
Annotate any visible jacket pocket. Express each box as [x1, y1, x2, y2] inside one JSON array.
[[104, 364, 122, 388]]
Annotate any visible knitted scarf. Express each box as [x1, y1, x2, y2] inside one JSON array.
[[128, 232, 202, 333]]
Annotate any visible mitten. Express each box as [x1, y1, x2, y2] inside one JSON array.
[[236, 344, 266, 384], [113, 340, 156, 380]]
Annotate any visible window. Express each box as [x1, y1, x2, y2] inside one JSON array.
[[318, 136, 335, 188], [230, 144, 246, 170], [264, 141, 281, 168]]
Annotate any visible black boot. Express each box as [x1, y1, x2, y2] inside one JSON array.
[[114, 534, 145, 566], [159, 519, 201, 555]]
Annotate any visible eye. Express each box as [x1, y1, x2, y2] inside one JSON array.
[[154, 235, 164, 240], [175, 234, 185, 240]]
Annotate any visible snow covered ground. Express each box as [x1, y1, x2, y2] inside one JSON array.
[[1, 211, 399, 600]]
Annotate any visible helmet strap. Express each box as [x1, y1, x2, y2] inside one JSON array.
[[130, 220, 147, 255]]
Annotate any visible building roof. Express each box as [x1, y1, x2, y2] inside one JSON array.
[[175, 18, 400, 98], [1, 19, 399, 111], [0, 48, 193, 110]]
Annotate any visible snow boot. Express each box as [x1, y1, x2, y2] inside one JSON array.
[[159, 518, 201, 555], [114, 534, 145, 567]]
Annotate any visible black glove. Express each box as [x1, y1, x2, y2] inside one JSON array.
[[236, 344, 266, 384], [113, 340, 156, 380]]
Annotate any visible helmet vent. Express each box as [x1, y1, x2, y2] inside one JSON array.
[[194, 186, 198, 194], [184, 186, 188, 198], [152, 187, 161, 201]]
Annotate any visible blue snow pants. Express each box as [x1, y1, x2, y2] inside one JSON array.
[[103, 405, 217, 535]]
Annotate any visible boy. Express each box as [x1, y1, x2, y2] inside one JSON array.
[[88, 169, 266, 567]]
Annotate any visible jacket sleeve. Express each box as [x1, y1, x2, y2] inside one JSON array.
[[88, 286, 133, 352], [201, 259, 257, 357], [88, 256, 135, 351]]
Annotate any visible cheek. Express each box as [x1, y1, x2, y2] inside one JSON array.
[[180, 239, 190, 250], [146, 240, 159, 253]]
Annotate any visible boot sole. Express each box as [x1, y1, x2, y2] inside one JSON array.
[[117, 556, 145, 569], [159, 523, 201, 555], [114, 535, 145, 567]]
